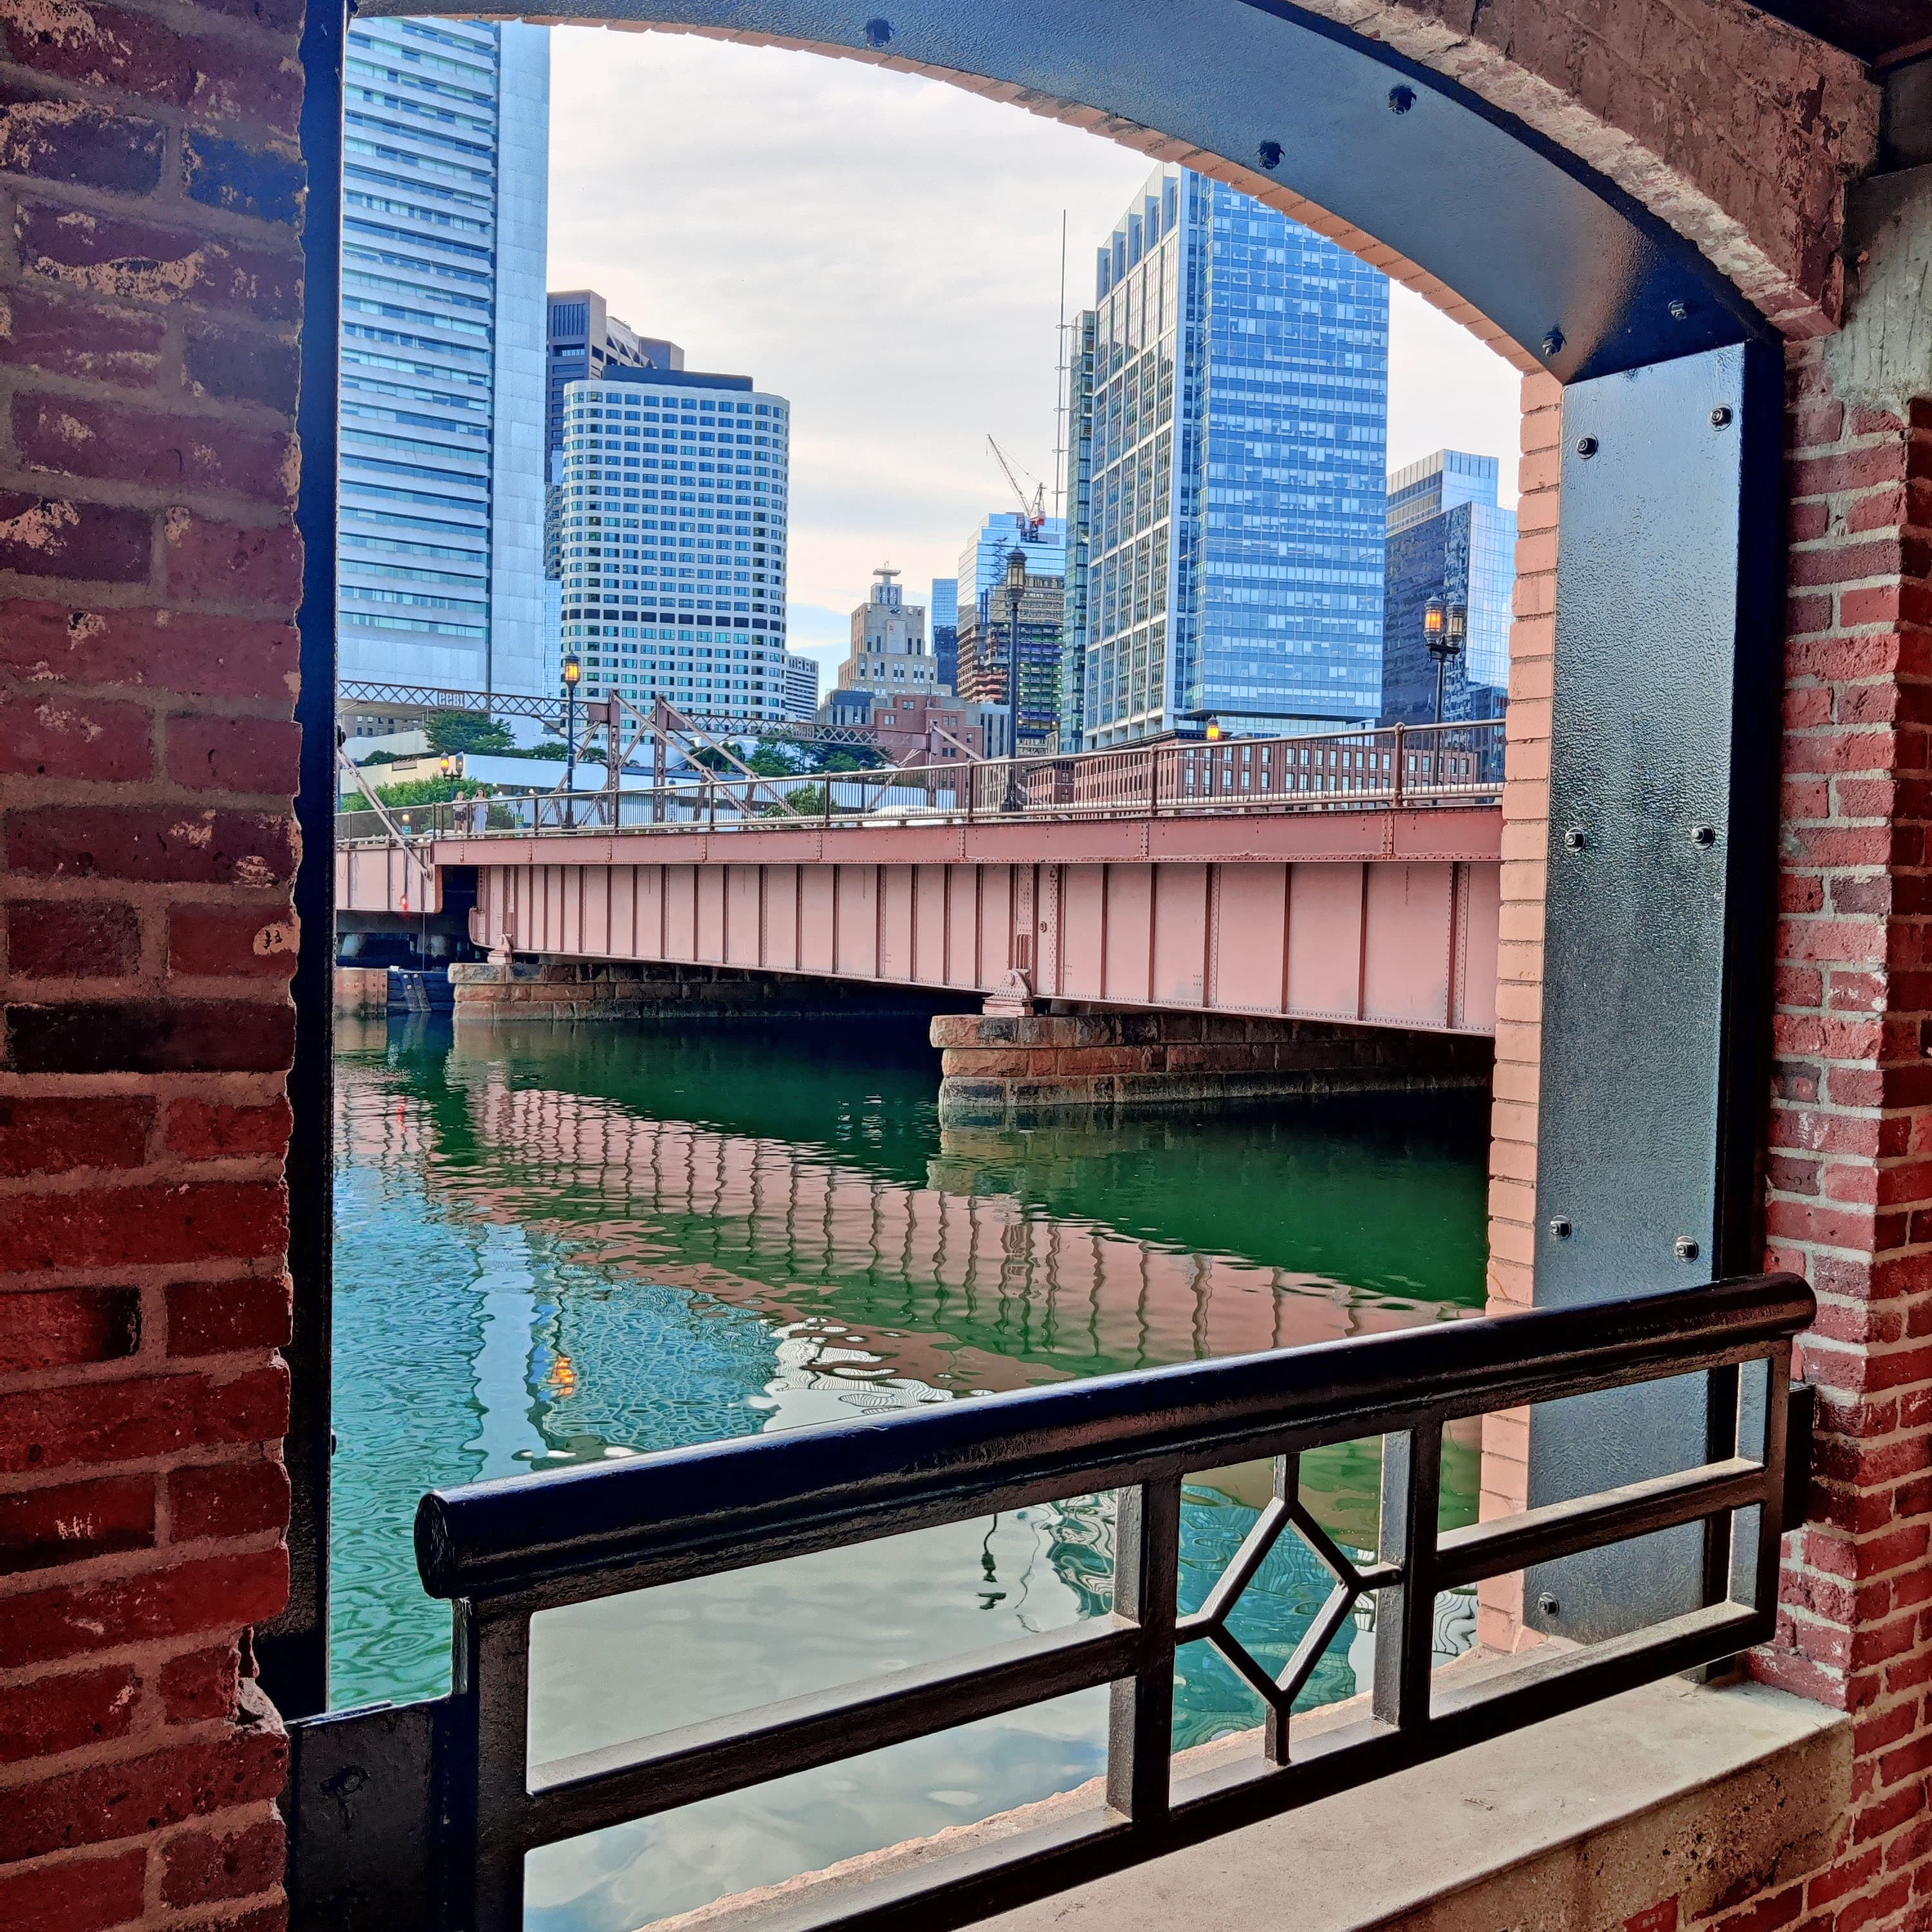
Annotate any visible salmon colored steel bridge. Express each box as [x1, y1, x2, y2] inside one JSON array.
[[336, 721, 1506, 1037]]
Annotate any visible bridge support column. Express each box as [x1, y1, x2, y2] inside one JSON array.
[[932, 1008, 1490, 1126]]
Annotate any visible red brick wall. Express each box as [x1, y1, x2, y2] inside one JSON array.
[[1294, 0, 1879, 337], [0, 0, 305, 1922], [1707, 355, 1932, 1932], [1472, 335, 1932, 1932]]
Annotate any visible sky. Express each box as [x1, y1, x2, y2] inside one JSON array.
[[548, 28, 1522, 682]]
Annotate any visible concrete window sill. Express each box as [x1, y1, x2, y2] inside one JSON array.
[[663, 1672, 1846, 1932]]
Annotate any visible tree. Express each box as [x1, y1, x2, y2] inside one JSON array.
[[372, 777, 491, 808], [745, 739, 810, 777], [762, 784, 827, 817], [808, 744, 887, 773], [424, 709, 515, 755]]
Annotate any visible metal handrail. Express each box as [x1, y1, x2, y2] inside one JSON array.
[[281, 1274, 1809, 1932], [331, 719, 1506, 848]]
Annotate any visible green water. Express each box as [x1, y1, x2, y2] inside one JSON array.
[[331, 1015, 1490, 1931]]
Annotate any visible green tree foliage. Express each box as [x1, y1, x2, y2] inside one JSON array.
[[424, 710, 516, 755], [693, 739, 808, 778], [808, 744, 887, 772], [374, 777, 490, 808], [762, 784, 827, 817]]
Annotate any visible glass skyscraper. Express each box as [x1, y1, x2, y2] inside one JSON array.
[[930, 577, 959, 695], [1379, 450, 1516, 725], [554, 366, 791, 721], [1067, 166, 1388, 747], [1059, 309, 1097, 750], [957, 513, 1067, 629], [337, 18, 549, 704]]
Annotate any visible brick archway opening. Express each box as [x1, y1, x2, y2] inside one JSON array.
[[4, 1, 1926, 1929]]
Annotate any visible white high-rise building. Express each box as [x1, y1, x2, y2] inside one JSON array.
[[555, 367, 791, 721], [336, 18, 549, 701], [784, 652, 819, 721]]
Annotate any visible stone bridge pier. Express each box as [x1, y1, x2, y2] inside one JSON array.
[[931, 1005, 1492, 1124]]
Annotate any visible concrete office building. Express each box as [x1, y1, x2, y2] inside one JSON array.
[[1379, 450, 1517, 726], [837, 567, 938, 699], [554, 365, 791, 721], [1066, 165, 1390, 746], [546, 291, 681, 464], [544, 292, 681, 592], [336, 17, 549, 708]]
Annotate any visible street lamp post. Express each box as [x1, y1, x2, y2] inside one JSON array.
[[1002, 545, 1027, 809], [562, 651, 582, 826], [1421, 596, 1468, 726]]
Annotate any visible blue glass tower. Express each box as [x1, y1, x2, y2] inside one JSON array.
[[930, 577, 959, 694], [956, 513, 1067, 628], [1379, 450, 1516, 726], [1070, 166, 1388, 747]]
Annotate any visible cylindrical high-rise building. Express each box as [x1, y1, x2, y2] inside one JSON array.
[[554, 368, 791, 723]]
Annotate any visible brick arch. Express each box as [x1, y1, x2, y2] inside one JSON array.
[[1289, 0, 1878, 340], [502, 0, 1877, 356]]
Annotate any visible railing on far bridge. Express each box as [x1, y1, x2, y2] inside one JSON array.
[[336, 718, 1504, 845]]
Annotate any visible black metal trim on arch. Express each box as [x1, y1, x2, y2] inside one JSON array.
[[358, 0, 1777, 382]]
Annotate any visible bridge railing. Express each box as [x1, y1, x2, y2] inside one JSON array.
[[333, 719, 1504, 846], [286, 1273, 1812, 1932]]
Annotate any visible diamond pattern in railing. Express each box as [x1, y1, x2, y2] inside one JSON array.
[[1177, 1453, 1400, 1745]]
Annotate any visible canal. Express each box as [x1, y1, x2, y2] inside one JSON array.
[[331, 1014, 1490, 1932]]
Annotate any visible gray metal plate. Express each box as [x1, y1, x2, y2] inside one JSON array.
[[1527, 341, 1783, 1639]]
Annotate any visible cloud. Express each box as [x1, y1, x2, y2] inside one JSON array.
[[548, 28, 1523, 655]]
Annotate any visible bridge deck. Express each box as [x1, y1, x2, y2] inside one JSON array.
[[338, 804, 1504, 1037]]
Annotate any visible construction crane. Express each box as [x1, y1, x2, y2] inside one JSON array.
[[987, 435, 1045, 541]]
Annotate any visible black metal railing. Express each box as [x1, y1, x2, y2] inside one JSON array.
[[287, 1273, 1811, 1932]]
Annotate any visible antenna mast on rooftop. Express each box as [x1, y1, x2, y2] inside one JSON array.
[[1052, 209, 1069, 526]]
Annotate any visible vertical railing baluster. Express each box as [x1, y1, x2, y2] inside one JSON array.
[[1372, 1423, 1442, 1732], [1701, 1361, 1741, 1610], [1754, 1345, 1793, 1613], [450, 1600, 533, 1932], [1108, 1475, 1182, 1829], [1264, 1454, 1298, 1768]]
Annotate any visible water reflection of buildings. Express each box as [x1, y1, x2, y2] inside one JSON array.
[[373, 1068, 1455, 1405], [333, 1037, 1481, 1915]]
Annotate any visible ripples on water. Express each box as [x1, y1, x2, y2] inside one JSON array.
[[331, 1015, 1489, 1932]]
